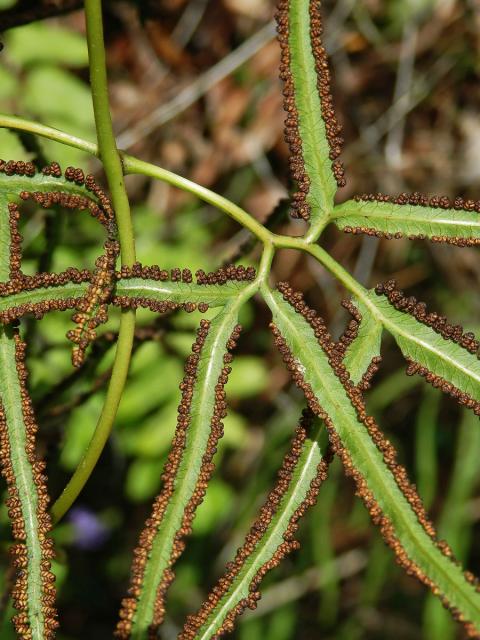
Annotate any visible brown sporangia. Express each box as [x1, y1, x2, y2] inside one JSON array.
[[0, 331, 57, 638], [7, 202, 22, 281], [19, 188, 111, 229], [270, 282, 480, 634], [195, 264, 256, 285], [115, 321, 242, 639], [67, 238, 120, 368], [357, 356, 382, 392], [375, 280, 480, 413], [405, 359, 480, 416], [179, 409, 332, 640], [341, 192, 480, 246], [0, 159, 36, 177], [41, 161, 62, 178], [334, 298, 361, 359]]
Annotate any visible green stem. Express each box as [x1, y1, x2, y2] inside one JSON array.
[[256, 240, 275, 283], [272, 234, 369, 298], [123, 156, 271, 243], [50, 325, 135, 522], [85, 0, 135, 265], [51, 0, 136, 523], [0, 114, 99, 156]]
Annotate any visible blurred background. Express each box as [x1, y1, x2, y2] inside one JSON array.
[[0, 0, 480, 638]]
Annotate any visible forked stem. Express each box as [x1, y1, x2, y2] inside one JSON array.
[[51, 0, 136, 523]]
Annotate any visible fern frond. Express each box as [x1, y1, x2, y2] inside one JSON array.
[[0, 326, 57, 639], [276, 0, 345, 224], [0, 278, 254, 325], [263, 283, 480, 636], [372, 281, 480, 413], [115, 293, 253, 639], [334, 193, 480, 245], [178, 410, 332, 639]]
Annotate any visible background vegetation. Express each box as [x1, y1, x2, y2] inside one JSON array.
[[0, 0, 479, 638]]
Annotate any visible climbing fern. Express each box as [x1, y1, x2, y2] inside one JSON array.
[[0, 0, 479, 638]]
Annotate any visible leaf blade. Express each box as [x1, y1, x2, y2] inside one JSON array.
[[116, 285, 255, 640], [364, 287, 480, 412], [0, 327, 57, 639], [277, 0, 344, 225], [334, 197, 480, 244], [0, 278, 253, 322]]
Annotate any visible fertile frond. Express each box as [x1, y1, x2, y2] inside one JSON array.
[[263, 282, 480, 636], [0, 327, 57, 639], [334, 193, 480, 245], [373, 281, 480, 413], [276, 0, 345, 224], [115, 292, 253, 639], [178, 410, 332, 639], [0, 270, 255, 324]]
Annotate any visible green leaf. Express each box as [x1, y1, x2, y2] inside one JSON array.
[[342, 300, 382, 386], [5, 23, 88, 67], [180, 415, 330, 639], [21, 66, 95, 146], [277, 0, 342, 226], [0, 279, 254, 321], [117, 278, 253, 308], [0, 170, 94, 199], [117, 287, 255, 640], [363, 289, 480, 409], [0, 326, 56, 639], [263, 287, 480, 633], [333, 198, 480, 244]]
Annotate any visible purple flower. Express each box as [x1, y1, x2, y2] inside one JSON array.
[[68, 506, 109, 550]]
